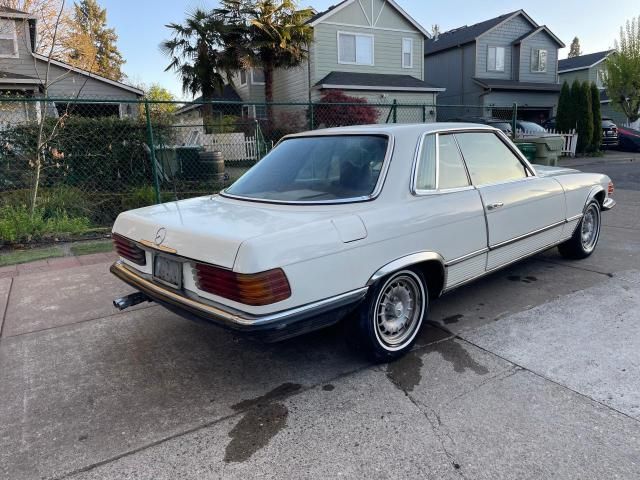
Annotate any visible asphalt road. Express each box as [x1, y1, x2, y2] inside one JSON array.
[[1, 152, 639, 480]]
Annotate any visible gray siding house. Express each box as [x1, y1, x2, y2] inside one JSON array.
[[0, 6, 142, 121], [558, 50, 628, 126], [424, 10, 565, 122], [230, 0, 444, 123]]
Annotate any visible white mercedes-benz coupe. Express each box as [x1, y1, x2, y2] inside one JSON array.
[[111, 123, 615, 361]]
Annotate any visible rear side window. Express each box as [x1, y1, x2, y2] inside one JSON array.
[[455, 132, 528, 186], [414, 134, 469, 192]]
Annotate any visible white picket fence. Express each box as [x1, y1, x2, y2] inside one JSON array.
[[516, 129, 578, 157], [180, 128, 259, 162]]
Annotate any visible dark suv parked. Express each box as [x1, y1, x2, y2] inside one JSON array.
[[544, 117, 618, 147]]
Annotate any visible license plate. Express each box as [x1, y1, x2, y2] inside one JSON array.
[[153, 255, 182, 289]]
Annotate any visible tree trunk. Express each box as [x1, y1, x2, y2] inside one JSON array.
[[202, 88, 215, 135], [264, 64, 274, 129]]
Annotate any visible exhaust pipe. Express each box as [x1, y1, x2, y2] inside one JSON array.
[[113, 292, 151, 311]]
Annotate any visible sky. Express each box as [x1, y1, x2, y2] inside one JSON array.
[[100, 0, 639, 99]]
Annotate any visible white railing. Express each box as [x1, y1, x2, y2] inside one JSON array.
[[516, 129, 578, 157]]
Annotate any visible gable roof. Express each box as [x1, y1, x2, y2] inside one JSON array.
[[307, 0, 430, 37], [558, 50, 615, 73], [175, 85, 242, 115], [425, 10, 538, 55], [32, 53, 144, 95], [0, 6, 34, 18], [316, 71, 445, 92], [512, 25, 564, 48]]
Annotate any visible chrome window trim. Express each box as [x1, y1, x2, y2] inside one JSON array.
[[411, 128, 482, 196], [220, 132, 395, 205]]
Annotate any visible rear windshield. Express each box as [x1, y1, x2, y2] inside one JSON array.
[[224, 135, 389, 202]]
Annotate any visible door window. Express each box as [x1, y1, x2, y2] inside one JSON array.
[[455, 132, 528, 186], [438, 135, 469, 189]]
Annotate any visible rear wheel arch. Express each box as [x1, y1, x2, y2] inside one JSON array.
[[367, 252, 445, 298]]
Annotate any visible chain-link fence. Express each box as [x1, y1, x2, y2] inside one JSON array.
[[0, 96, 523, 243]]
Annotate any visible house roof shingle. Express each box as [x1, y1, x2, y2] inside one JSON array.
[[558, 50, 614, 73], [0, 6, 29, 15], [175, 85, 242, 115], [425, 10, 525, 55], [0, 71, 38, 81], [306, 1, 348, 24], [316, 71, 444, 91], [473, 78, 562, 92]]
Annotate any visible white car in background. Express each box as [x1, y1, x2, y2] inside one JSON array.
[[111, 123, 615, 361]]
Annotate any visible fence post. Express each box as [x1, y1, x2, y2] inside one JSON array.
[[309, 101, 314, 130], [511, 102, 518, 138], [392, 99, 398, 123], [422, 104, 426, 123], [144, 100, 161, 204]]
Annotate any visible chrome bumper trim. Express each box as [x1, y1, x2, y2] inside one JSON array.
[[110, 261, 368, 329], [602, 198, 616, 210]]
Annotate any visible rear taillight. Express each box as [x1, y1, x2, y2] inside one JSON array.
[[113, 234, 146, 266], [608, 181, 615, 195], [193, 263, 291, 306]]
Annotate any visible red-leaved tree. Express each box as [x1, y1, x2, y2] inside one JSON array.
[[313, 91, 379, 127]]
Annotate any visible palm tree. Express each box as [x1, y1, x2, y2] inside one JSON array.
[[220, 0, 313, 121], [160, 9, 231, 133]]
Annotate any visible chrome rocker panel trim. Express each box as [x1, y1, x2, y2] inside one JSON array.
[[110, 261, 368, 339]]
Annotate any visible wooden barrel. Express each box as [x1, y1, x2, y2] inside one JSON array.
[[199, 150, 225, 180]]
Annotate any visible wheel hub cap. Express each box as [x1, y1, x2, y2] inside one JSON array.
[[376, 274, 424, 347]]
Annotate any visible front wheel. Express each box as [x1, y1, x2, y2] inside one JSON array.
[[352, 269, 428, 362], [558, 200, 601, 259]]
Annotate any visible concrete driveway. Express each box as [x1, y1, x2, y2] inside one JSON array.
[[1, 153, 640, 480]]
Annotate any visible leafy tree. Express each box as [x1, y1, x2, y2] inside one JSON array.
[[143, 84, 177, 118], [590, 82, 602, 150], [161, 8, 232, 134], [605, 16, 640, 124], [66, 0, 124, 80], [568, 37, 582, 58], [219, 0, 313, 120], [313, 90, 379, 127], [556, 81, 573, 132], [576, 81, 594, 153]]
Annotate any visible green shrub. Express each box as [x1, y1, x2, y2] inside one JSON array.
[[0, 205, 90, 244], [121, 186, 174, 212]]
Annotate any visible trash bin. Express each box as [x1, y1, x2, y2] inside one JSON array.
[[515, 136, 564, 166], [176, 146, 202, 179], [513, 142, 537, 163]]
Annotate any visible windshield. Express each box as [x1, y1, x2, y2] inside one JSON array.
[[517, 121, 546, 133], [224, 135, 389, 202]]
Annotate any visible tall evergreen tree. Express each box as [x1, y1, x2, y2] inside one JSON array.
[[590, 82, 603, 150], [67, 0, 124, 80], [568, 37, 582, 58], [556, 81, 572, 132], [576, 81, 594, 153]]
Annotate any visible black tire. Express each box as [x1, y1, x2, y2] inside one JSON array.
[[350, 268, 428, 362], [558, 200, 601, 259]]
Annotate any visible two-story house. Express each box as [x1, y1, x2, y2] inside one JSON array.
[[228, 0, 445, 122], [558, 50, 627, 126], [424, 10, 565, 123], [0, 5, 142, 123]]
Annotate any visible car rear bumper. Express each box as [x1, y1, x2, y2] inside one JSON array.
[[110, 261, 367, 341], [602, 197, 616, 210]]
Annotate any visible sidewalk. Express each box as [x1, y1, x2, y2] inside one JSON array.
[[560, 150, 640, 168], [0, 251, 118, 279]]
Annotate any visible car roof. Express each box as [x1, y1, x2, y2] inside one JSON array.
[[287, 122, 498, 138]]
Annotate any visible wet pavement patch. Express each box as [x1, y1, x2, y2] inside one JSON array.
[[507, 275, 538, 284], [322, 384, 335, 391], [225, 383, 302, 463], [442, 314, 463, 325], [426, 339, 489, 375], [224, 402, 289, 463], [386, 349, 423, 393]]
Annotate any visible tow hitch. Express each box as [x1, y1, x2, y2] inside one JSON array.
[[113, 292, 151, 310]]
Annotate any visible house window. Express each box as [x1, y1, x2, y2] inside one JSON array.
[[487, 46, 505, 72], [597, 68, 608, 88], [402, 38, 413, 68], [0, 19, 18, 58], [531, 49, 547, 72], [240, 70, 247, 86], [338, 32, 373, 65], [251, 68, 265, 85]]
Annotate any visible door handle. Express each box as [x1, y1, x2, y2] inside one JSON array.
[[486, 202, 504, 211]]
